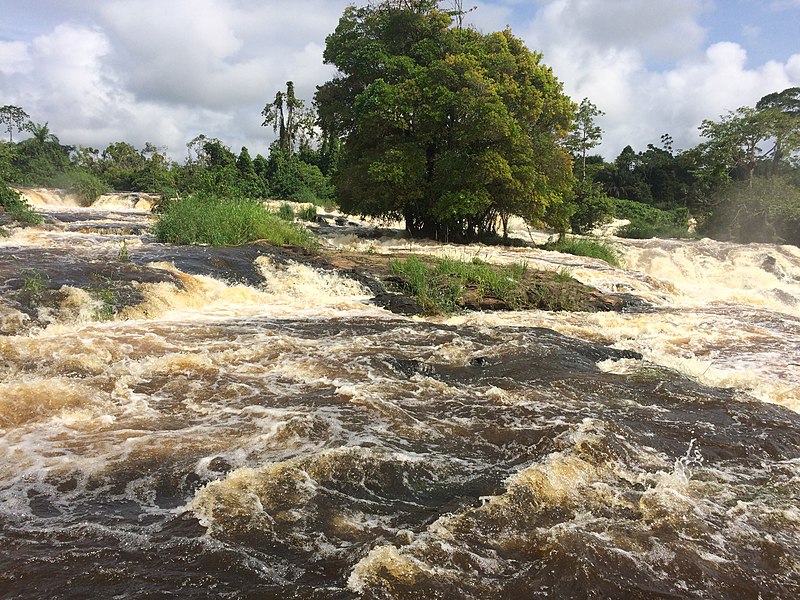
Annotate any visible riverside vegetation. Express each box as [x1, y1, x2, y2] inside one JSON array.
[[1, 0, 799, 316]]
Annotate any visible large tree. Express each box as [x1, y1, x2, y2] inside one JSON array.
[[262, 81, 316, 155], [698, 88, 800, 183], [316, 1, 574, 240]]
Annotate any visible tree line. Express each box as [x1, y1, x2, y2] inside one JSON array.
[[2, 0, 799, 246], [0, 88, 336, 209]]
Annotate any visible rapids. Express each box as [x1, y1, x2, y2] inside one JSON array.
[[1, 192, 799, 599]]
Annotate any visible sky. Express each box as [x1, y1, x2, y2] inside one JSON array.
[[1, 0, 798, 162]]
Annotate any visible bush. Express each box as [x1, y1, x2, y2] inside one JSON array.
[[0, 181, 42, 224], [612, 198, 691, 239], [570, 179, 614, 234], [700, 177, 800, 246], [153, 194, 318, 249], [541, 236, 621, 267], [268, 150, 335, 205], [298, 204, 318, 221], [52, 169, 110, 205]]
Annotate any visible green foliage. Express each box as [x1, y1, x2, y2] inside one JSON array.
[[100, 141, 146, 190], [553, 267, 573, 283], [389, 255, 529, 314], [0, 141, 21, 182], [700, 176, 800, 245], [11, 122, 71, 185], [697, 90, 800, 184], [22, 268, 48, 296], [267, 149, 335, 204], [569, 178, 614, 234], [278, 202, 295, 221], [118, 240, 129, 261], [88, 274, 119, 321], [566, 98, 604, 181], [611, 198, 691, 239], [0, 105, 29, 142], [153, 194, 318, 249], [0, 181, 42, 224], [317, 3, 574, 240], [51, 169, 110, 205], [541, 236, 621, 267], [262, 81, 317, 155], [593, 141, 704, 211], [298, 204, 318, 221]]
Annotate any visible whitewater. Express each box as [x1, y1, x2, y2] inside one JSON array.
[[0, 190, 798, 599]]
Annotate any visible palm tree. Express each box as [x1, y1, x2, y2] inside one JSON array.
[[24, 121, 60, 147]]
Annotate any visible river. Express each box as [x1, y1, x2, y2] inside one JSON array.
[[1, 191, 799, 599]]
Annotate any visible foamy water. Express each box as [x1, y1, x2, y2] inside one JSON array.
[[1, 201, 799, 598]]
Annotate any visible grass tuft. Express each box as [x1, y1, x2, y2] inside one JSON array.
[[278, 202, 295, 221], [153, 194, 317, 250], [541, 237, 621, 267], [390, 256, 529, 314]]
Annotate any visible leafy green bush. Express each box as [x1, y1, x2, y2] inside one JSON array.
[[52, 169, 110, 205], [0, 181, 41, 224], [268, 150, 335, 205], [612, 198, 691, 239], [541, 236, 621, 267], [153, 194, 317, 249], [570, 179, 614, 234]]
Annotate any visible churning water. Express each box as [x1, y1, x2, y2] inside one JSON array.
[[1, 192, 799, 599]]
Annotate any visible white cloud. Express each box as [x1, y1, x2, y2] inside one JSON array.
[[0, 40, 31, 75], [1, 0, 799, 163], [519, 0, 800, 158]]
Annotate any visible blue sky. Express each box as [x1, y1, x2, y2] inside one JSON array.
[[0, 0, 798, 161]]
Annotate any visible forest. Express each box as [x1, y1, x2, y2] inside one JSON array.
[[1, 1, 799, 247]]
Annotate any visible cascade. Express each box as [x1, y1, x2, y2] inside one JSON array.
[[1, 201, 799, 598]]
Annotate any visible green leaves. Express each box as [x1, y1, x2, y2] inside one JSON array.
[[317, 2, 574, 241]]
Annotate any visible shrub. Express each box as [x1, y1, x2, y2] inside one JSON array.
[[268, 150, 335, 205], [52, 169, 110, 205], [298, 204, 318, 221], [541, 236, 621, 267], [153, 194, 318, 249], [0, 181, 41, 224], [612, 198, 691, 239], [570, 179, 614, 234], [700, 177, 800, 246]]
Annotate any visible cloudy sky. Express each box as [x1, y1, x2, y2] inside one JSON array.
[[1, 0, 798, 162]]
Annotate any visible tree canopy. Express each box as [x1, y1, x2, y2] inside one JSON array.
[[316, 1, 574, 240], [0, 105, 30, 142]]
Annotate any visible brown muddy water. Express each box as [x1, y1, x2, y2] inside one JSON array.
[[1, 192, 800, 599]]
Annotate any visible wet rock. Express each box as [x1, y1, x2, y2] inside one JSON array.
[[208, 457, 233, 473], [761, 255, 785, 279], [386, 357, 435, 378], [0, 304, 29, 334], [371, 292, 423, 316]]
